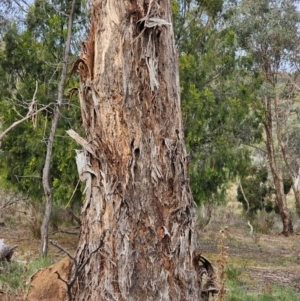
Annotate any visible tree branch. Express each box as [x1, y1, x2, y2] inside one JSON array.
[[241, 142, 268, 155], [239, 181, 250, 214], [0, 104, 52, 142]]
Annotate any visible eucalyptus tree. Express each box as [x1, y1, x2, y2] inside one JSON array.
[[65, 0, 217, 299], [231, 0, 300, 236]]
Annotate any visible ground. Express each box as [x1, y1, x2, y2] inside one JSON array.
[[0, 198, 300, 300], [199, 205, 300, 296], [201, 226, 300, 293], [0, 199, 79, 301]]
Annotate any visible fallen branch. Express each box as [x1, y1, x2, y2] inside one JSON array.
[[0, 199, 17, 211]]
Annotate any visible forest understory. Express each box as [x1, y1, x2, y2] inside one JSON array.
[[1, 195, 300, 301]]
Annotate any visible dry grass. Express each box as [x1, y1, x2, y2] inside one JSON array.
[[199, 202, 300, 300]]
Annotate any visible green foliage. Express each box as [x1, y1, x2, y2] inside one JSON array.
[[237, 165, 294, 215], [173, 0, 263, 204], [0, 0, 83, 206], [283, 178, 293, 195], [0, 261, 25, 292], [237, 166, 271, 214], [27, 256, 53, 276], [226, 264, 243, 283], [231, 0, 300, 74], [230, 0, 300, 231]]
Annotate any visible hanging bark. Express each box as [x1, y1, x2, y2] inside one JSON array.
[[68, 0, 215, 300]]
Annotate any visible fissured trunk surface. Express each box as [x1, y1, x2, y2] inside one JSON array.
[[73, 1, 203, 300]]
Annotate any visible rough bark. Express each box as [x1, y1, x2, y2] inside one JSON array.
[[40, 0, 77, 256], [70, 0, 207, 300]]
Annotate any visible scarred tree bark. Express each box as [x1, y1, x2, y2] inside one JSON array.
[[69, 0, 209, 300]]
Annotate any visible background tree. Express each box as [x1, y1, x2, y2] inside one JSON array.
[[0, 1, 264, 232], [172, 0, 263, 206], [40, 0, 78, 257], [237, 166, 271, 216], [275, 76, 300, 217], [231, 0, 300, 236], [0, 0, 84, 246]]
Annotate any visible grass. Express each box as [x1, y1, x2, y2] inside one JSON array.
[[225, 281, 300, 301], [0, 257, 53, 293], [225, 264, 243, 283], [27, 256, 53, 277], [0, 261, 24, 291], [207, 204, 300, 301], [224, 261, 300, 301]]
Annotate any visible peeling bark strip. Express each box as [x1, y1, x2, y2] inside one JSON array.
[[71, 1, 208, 300]]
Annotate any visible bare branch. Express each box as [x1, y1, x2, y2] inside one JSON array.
[[0, 104, 52, 141], [54, 270, 69, 286], [49, 240, 76, 263], [60, 230, 80, 235], [241, 142, 268, 155], [77, 229, 109, 274], [277, 72, 300, 91], [41, 0, 78, 257], [64, 179, 81, 211]]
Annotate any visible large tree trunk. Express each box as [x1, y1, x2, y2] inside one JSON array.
[[70, 1, 206, 300]]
